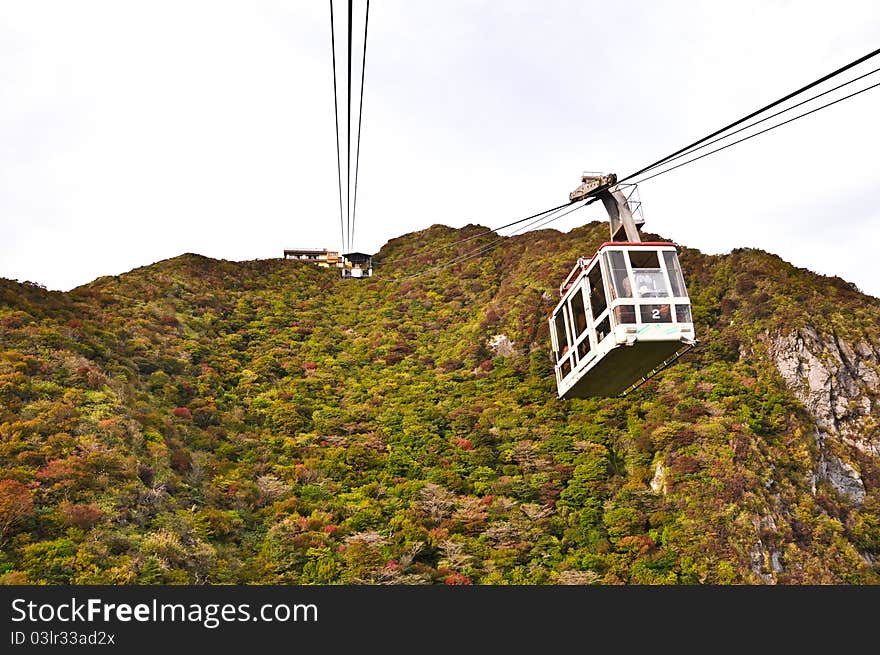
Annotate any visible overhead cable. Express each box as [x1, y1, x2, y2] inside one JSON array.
[[351, 0, 370, 251], [404, 201, 593, 279], [633, 64, 880, 176], [425, 200, 575, 256], [329, 0, 345, 251], [346, 0, 354, 251], [618, 45, 880, 183], [630, 78, 880, 184], [438, 200, 595, 271]]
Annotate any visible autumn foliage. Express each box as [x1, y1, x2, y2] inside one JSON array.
[[0, 480, 34, 545], [0, 225, 878, 585]]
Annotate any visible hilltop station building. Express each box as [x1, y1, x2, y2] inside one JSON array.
[[283, 249, 373, 279]]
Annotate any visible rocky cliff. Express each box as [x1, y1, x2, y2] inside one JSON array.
[[769, 325, 879, 505]]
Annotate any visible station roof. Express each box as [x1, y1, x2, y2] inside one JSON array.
[[343, 252, 373, 261], [284, 248, 334, 256]]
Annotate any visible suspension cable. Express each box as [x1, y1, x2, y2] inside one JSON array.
[[429, 204, 574, 268], [618, 45, 880, 183], [329, 0, 345, 252], [437, 200, 596, 272], [420, 200, 575, 257], [345, 0, 354, 252], [387, 49, 880, 274], [402, 201, 593, 279], [630, 78, 880, 185], [351, 0, 370, 252], [400, 206, 569, 279], [633, 64, 880, 177]]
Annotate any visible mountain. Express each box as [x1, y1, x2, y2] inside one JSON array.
[[1, 221, 878, 584]]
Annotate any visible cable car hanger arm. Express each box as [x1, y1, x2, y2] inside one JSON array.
[[568, 172, 643, 243]]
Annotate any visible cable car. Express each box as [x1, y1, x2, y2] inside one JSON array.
[[550, 174, 696, 398], [341, 252, 374, 279]]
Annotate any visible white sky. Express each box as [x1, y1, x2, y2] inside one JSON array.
[[1, 1, 879, 296]]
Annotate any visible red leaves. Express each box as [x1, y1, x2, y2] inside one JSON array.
[[37, 449, 134, 495], [618, 534, 657, 556], [453, 437, 473, 451], [76, 365, 106, 389], [0, 479, 34, 542], [37, 458, 82, 485], [60, 502, 104, 530], [0, 315, 24, 329], [443, 573, 472, 585], [172, 407, 192, 420]]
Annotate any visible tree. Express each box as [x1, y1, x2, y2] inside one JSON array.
[[0, 480, 33, 546]]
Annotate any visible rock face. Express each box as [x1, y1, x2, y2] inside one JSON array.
[[488, 334, 516, 357], [814, 439, 866, 505], [649, 460, 667, 495], [768, 325, 879, 505], [749, 515, 784, 584]]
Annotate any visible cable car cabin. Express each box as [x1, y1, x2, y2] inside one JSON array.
[[342, 252, 373, 279], [550, 242, 695, 398]]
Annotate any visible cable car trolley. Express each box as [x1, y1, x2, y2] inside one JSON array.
[[550, 173, 696, 398]]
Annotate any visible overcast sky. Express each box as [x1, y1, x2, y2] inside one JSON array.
[[2, 1, 879, 296]]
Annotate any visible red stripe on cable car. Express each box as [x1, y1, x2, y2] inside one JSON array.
[[598, 241, 676, 248]]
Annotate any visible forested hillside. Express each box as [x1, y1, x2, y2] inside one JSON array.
[[1, 221, 878, 584]]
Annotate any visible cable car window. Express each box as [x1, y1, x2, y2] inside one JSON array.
[[613, 305, 637, 324], [634, 270, 668, 298], [629, 250, 668, 298], [553, 311, 569, 355], [595, 316, 611, 343], [629, 251, 660, 269], [640, 304, 672, 323], [605, 251, 632, 299], [664, 251, 688, 297], [561, 355, 571, 378], [570, 289, 588, 337], [675, 304, 692, 323], [577, 339, 590, 359], [587, 267, 607, 318]]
